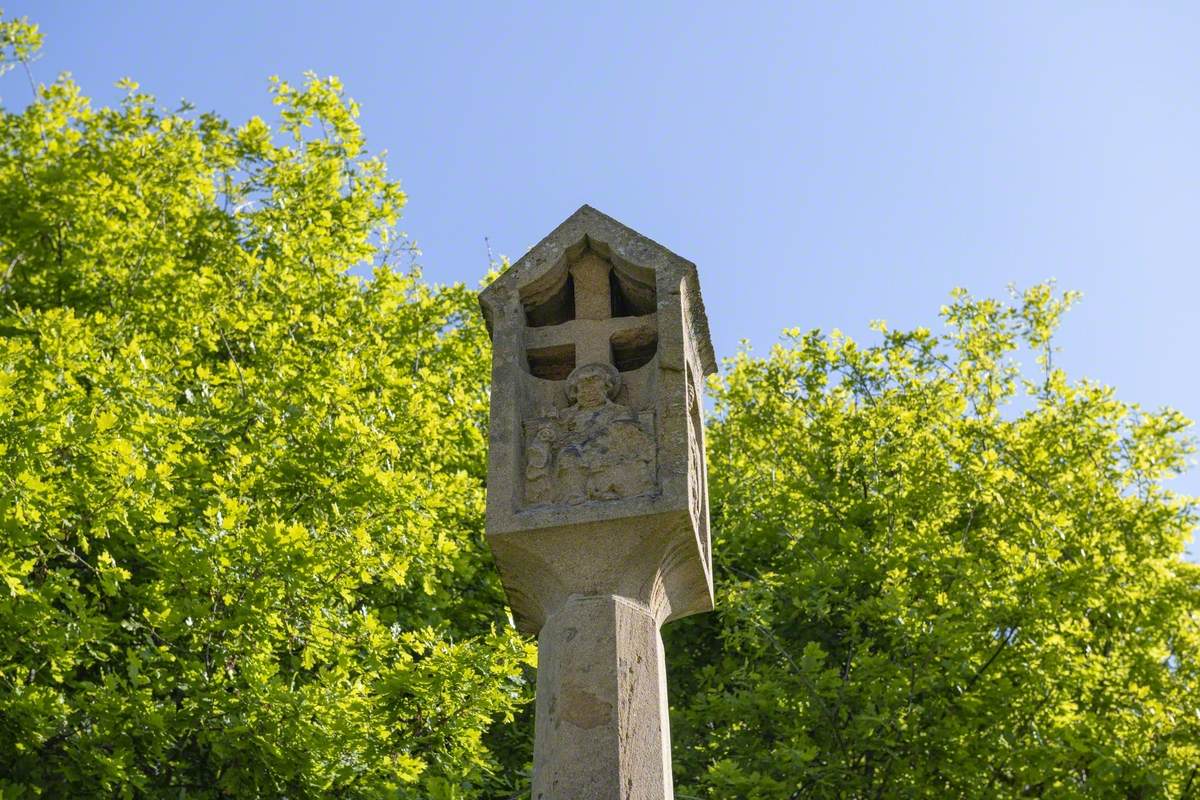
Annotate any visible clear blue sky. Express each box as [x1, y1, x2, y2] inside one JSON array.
[[13, 2, 1200, 556]]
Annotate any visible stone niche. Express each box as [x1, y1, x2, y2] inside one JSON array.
[[519, 244, 659, 509], [479, 205, 716, 636]]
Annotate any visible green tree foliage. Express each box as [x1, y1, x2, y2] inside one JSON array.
[[667, 287, 1200, 798], [0, 14, 532, 798]]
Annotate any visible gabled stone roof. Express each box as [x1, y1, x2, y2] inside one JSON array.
[[479, 205, 717, 376]]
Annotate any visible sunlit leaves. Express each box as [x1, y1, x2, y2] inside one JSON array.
[[667, 285, 1200, 798], [0, 14, 526, 798]]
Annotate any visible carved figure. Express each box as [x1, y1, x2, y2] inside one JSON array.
[[525, 424, 557, 505], [522, 363, 656, 506]]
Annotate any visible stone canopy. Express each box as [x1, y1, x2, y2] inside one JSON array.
[[479, 204, 716, 635]]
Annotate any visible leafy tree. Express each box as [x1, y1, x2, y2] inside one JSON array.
[[667, 286, 1200, 798], [0, 14, 532, 799]]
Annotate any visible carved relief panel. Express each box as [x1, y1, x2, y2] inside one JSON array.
[[517, 245, 660, 510], [684, 360, 710, 568], [523, 364, 656, 507]]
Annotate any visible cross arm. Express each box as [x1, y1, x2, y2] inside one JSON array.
[[524, 313, 657, 369]]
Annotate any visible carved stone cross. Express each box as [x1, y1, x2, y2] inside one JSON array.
[[480, 206, 716, 800], [522, 250, 658, 370]]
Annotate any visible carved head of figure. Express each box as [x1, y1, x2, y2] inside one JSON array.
[[566, 363, 620, 409]]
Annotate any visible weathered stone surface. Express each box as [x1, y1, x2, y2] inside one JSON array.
[[532, 595, 670, 800], [480, 205, 715, 800], [523, 364, 656, 507]]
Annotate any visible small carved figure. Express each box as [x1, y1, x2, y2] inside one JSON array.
[[525, 424, 557, 505]]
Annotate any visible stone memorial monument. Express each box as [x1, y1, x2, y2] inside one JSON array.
[[479, 206, 716, 799]]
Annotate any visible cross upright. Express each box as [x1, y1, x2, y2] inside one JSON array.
[[480, 206, 716, 800]]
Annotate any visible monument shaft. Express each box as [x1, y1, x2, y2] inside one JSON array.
[[533, 594, 671, 800]]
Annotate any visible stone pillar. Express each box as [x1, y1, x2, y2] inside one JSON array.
[[533, 594, 671, 800], [479, 206, 717, 800]]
